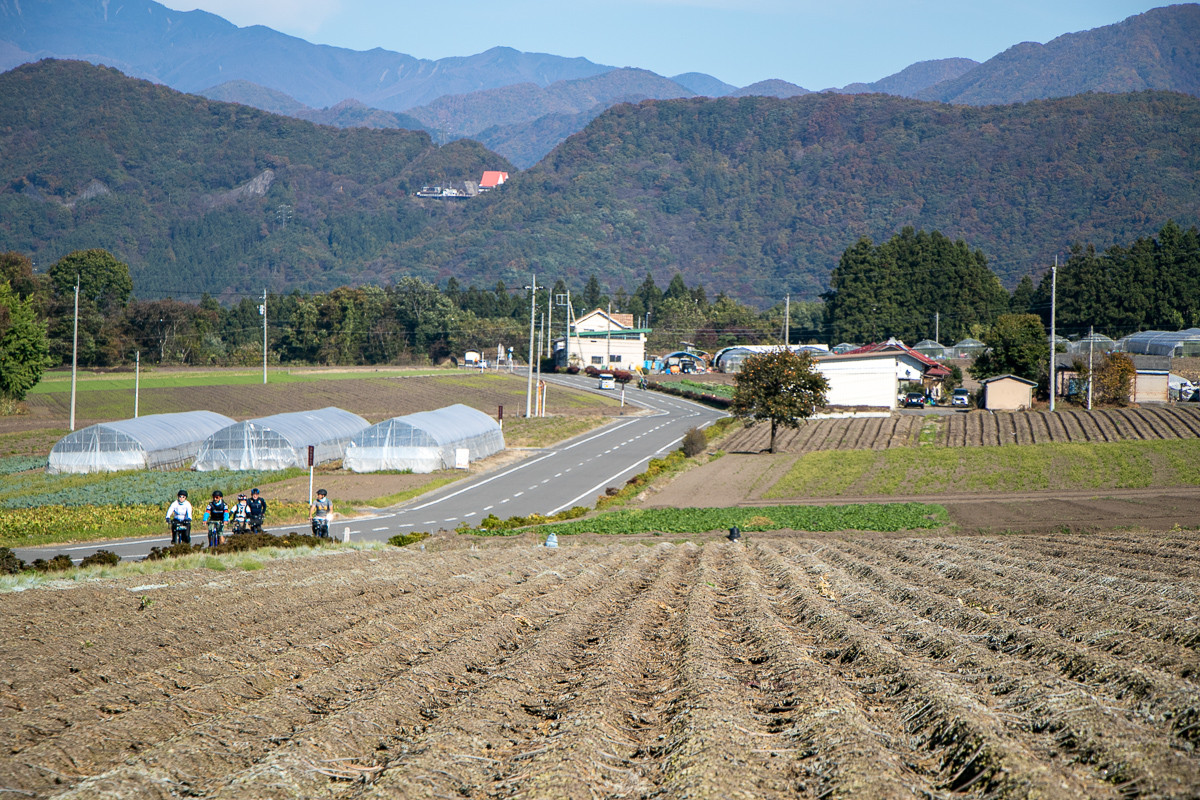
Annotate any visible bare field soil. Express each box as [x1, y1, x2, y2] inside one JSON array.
[[1, 531, 1197, 798], [723, 406, 1200, 453]]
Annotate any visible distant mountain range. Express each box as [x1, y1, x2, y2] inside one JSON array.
[[5, 1, 1195, 167], [2, 60, 1196, 307]]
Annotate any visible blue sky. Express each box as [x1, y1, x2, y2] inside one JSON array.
[[161, 1, 1170, 89]]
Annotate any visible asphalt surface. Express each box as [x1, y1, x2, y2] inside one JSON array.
[[15, 376, 726, 563]]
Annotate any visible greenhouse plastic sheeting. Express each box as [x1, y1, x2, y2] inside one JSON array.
[[1123, 329, 1200, 357], [194, 407, 370, 471], [344, 404, 504, 473], [48, 411, 237, 474]]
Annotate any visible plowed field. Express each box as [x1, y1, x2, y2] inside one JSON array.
[[723, 406, 1200, 453], [2, 531, 1198, 798]]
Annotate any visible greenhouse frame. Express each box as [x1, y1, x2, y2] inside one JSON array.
[[344, 404, 505, 473], [193, 407, 369, 471], [1122, 329, 1200, 357], [48, 411, 236, 474]]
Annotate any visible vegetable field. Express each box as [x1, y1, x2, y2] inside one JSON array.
[[1, 530, 1197, 798]]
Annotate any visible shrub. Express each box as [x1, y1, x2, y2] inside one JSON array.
[[31, 554, 75, 572], [389, 531, 431, 547], [682, 426, 707, 457], [0, 547, 27, 574], [80, 549, 120, 567]]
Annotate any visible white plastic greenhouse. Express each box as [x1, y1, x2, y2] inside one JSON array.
[[193, 407, 370, 471], [47, 411, 236, 474], [344, 404, 505, 473]]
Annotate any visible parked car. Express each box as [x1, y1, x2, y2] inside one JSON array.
[[904, 392, 926, 408], [951, 388, 971, 407]]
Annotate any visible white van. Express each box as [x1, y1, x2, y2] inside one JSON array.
[[598, 373, 615, 390]]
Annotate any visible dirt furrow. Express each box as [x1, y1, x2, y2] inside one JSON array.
[[818, 542, 1200, 747], [815, 542, 1200, 797], [880, 539, 1200, 652], [0, 548, 466, 717], [1022, 533, 1200, 579], [726, 544, 929, 797], [930, 537, 1200, 601], [346, 546, 678, 800], [22, 549, 610, 799], [489, 543, 699, 799], [756, 544, 1120, 798], [1158, 406, 1200, 438], [1094, 410, 1124, 441], [0, 548, 529, 727], [1130, 406, 1176, 439], [1113, 408, 1156, 439]]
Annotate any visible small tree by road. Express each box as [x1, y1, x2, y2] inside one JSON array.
[[731, 349, 829, 454]]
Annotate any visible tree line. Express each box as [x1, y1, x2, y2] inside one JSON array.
[[2, 220, 1196, 402]]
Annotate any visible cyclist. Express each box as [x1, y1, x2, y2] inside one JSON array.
[[309, 488, 331, 539], [165, 490, 193, 545], [203, 490, 229, 548], [230, 493, 251, 535], [247, 488, 267, 533]]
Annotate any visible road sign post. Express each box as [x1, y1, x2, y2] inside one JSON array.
[[307, 445, 315, 505]]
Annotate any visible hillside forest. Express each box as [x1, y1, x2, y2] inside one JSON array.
[[1, 61, 1198, 310], [3, 223, 1196, 400]]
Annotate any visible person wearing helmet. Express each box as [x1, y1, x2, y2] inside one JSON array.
[[203, 490, 229, 548], [165, 490, 193, 545], [230, 493, 251, 535], [309, 488, 331, 539], [246, 488, 267, 534]]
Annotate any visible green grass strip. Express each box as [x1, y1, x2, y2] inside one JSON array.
[[766, 438, 1195, 498], [539, 503, 948, 536]]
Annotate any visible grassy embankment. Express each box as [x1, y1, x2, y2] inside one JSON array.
[[765, 438, 1200, 498]]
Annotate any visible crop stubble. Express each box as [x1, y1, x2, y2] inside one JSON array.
[[0, 532, 1197, 799]]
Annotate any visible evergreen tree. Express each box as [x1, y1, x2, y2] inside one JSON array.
[[0, 281, 52, 400], [972, 314, 1048, 383]]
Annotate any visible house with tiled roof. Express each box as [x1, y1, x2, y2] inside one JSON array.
[[843, 337, 951, 397]]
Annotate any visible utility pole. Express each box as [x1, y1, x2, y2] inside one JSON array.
[[261, 289, 268, 384], [1049, 256, 1058, 412], [525, 274, 537, 418], [1087, 324, 1094, 410], [69, 278, 79, 431], [536, 314, 544, 415], [784, 294, 790, 348], [134, 351, 140, 418], [606, 300, 612, 367], [546, 293, 553, 358], [935, 311, 939, 344]]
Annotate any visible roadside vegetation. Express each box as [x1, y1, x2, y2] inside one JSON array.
[[765, 438, 1200, 499]]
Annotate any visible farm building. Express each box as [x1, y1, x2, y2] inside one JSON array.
[[1067, 332, 1116, 355], [950, 338, 986, 358], [912, 339, 946, 359], [812, 351, 906, 409], [47, 411, 237, 474], [981, 375, 1037, 410], [344, 404, 505, 473], [193, 407, 369, 471]]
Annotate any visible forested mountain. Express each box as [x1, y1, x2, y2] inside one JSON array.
[[390, 90, 1200, 307], [0, 60, 513, 298], [0, 0, 616, 110], [2, 60, 1198, 309], [915, 4, 1200, 104], [200, 82, 432, 133]]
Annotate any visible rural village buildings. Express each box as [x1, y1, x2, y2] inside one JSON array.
[[555, 308, 649, 370]]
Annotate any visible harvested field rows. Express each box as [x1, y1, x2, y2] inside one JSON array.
[[725, 406, 1200, 453], [1, 532, 1197, 799]]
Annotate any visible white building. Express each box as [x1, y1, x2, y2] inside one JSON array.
[[814, 351, 906, 409], [555, 308, 648, 370]]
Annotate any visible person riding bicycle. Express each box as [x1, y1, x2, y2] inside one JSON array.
[[230, 493, 251, 535], [246, 488, 267, 533], [309, 488, 331, 538], [165, 490, 193, 545], [203, 490, 228, 548]]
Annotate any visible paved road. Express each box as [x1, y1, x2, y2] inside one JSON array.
[[15, 377, 725, 563]]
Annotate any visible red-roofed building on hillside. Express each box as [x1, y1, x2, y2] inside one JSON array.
[[843, 338, 951, 398], [479, 171, 509, 191]]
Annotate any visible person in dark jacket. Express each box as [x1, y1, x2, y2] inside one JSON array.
[[203, 490, 228, 548], [247, 488, 267, 533]]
